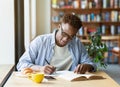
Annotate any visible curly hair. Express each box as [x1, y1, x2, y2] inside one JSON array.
[[62, 13, 82, 30]]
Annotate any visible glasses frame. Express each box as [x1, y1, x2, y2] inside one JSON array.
[[60, 24, 76, 40]]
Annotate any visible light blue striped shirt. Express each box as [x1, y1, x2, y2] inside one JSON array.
[[17, 31, 96, 71]]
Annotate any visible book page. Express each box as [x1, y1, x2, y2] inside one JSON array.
[[58, 72, 87, 81], [54, 71, 104, 81]]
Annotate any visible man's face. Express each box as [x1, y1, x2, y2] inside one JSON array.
[[56, 23, 78, 47]]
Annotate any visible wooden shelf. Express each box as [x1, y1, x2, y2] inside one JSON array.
[[101, 8, 120, 12], [78, 35, 120, 43], [52, 7, 120, 11], [100, 22, 120, 26], [52, 7, 120, 10], [52, 21, 120, 26], [102, 35, 120, 41], [83, 22, 120, 26], [52, 7, 120, 14], [52, 8, 101, 13]]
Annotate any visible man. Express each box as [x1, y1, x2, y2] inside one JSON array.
[[17, 13, 96, 74]]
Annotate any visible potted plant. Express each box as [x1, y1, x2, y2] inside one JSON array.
[[86, 32, 108, 69]]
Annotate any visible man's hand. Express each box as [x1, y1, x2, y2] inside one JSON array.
[[74, 64, 94, 74], [30, 65, 56, 74], [40, 65, 56, 74]]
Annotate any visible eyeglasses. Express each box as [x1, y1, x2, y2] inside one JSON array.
[[60, 25, 76, 40]]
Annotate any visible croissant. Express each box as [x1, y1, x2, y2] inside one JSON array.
[[22, 68, 33, 74]]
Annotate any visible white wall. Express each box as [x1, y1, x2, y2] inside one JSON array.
[[24, 0, 50, 49], [36, 0, 50, 35], [24, 0, 37, 49], [0, 0, 15, 64]]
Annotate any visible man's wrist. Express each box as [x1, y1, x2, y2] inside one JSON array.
[[30, 65, 42, 72]]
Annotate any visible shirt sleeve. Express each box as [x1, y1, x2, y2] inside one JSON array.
[[16, 36, 41, 71]]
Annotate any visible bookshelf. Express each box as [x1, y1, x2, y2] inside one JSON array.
[[51, 0, 120, 44]]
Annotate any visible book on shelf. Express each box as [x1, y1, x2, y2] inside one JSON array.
[[81, 0, 88, 9], [56, 71, 104, 81], [110, 0, 114, 8], [118, 26, 120, 34], [111, 25, 116, 35], [103, 0, 107, 8]]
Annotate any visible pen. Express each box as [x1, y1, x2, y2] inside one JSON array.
[[45, 58, 50, 65], [45, 58, 56, 74]]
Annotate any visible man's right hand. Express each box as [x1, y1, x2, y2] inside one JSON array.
[[21, 65, 56, 74], [25, 65, 56, 74], [40, 65, 56, 74]]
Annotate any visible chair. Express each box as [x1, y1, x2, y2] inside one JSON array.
[[102, 36, 120, 64], [111, 36, 120, 64]]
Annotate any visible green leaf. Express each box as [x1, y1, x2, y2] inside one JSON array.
[[86, 32, 108, 69]]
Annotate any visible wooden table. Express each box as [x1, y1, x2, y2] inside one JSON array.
[[0, 64, 14, 87], [4, 71, 120, 87]]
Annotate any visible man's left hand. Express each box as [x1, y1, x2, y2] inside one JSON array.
[[74, 64, 94, 74]]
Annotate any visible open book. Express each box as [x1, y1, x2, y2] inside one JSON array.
[[56, 71, 104, 81]]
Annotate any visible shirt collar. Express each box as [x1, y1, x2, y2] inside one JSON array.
[[50, 29, 58, 46]]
